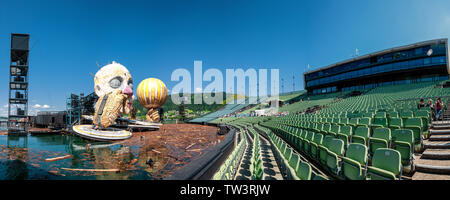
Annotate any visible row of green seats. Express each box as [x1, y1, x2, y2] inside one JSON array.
[[213, 128, 247, 180], [254, 124, 327, 180], [272, 115, 425, 152], [248, 127, 264, 180], [262, 122, 409, 180]]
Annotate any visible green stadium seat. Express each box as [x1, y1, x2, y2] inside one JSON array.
[[414, 110, 430, 137], [304, 131, 315, 153], [363, 112, 374, 118], [313, 123, 322, 133], [352, 126, 370, 145], [348, 118, 359, 128], [332, 118, 339, 124], [321, 124, 331, 136], [318, 136, 334, 165], [389, 111, 399, 118], [289, 153, 300, 169], [369, 128, 391, 156], [342, 143, 368, 180], [253, 159, 264, 180], [310, 133, 324, 159], [392, 129, 414, 166], [367, 148, 402, 180], [404, 118, 423, 150], [372, 117, 388, 132], [337, 125, 353, 147], [358, 117, 372, 127], [296, 162, 312, 180], [280, 143, 287, 156], [326, 138, 344, 175], [375, 112, 387, 118], [329, 125, 340, 137], [338, 118, 349, 126], [297, 131, 306, 150], [400, 110, 414, 122], [388, 117, 403, 132], [312, 174, 329, 180]]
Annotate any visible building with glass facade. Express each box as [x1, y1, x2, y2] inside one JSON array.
[[304, 39, 449, 95]]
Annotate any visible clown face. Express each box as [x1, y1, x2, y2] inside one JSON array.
[[94, 61, 133, 96], [94, 61, 134, 112]]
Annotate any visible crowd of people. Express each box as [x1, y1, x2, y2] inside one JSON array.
[[418, 97, 444, 121]]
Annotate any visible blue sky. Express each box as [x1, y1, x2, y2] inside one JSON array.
[[1, 0, 450, 115]]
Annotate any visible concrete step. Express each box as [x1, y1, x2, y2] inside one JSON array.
[[415, 159, 450, 174], [429, 135, 450, 141], [423, 141, 450, 149], [432, 121, 450, 126], [430, 129, 450, 135], [421, 149, 450, 160], [431, 124, 450, 129], [412, 171, 450, 180], [415, 164, 450, 174]]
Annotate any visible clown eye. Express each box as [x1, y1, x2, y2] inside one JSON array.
[[109, 76, 123, 88], [128, 79, 133, 88]]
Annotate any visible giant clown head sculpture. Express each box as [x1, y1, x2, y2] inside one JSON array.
[[94, 61, 133, 97], [93, 61, 134, 128]]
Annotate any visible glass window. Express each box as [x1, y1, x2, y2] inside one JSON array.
[[424, 57, 431, 65], [363, 68, 369, 76], [439, 75, 449, 81], [432, 56, 445, 64], [383, 63, 392, 72], [393, 61, 402, 70], [416, 58, 424, 67], [378, 53, 393, 62], [409, 59, 422, 68], [421, 77, 433, 82], [414, 47, 423, 55], [400, 61, 409, 69]]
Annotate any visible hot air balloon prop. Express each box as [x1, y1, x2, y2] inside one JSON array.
[[136, 78, 168, 122]]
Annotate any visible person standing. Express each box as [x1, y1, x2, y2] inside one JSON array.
[[427, 99, 436, 121], [435, 98, 443, 121], [426, 99, 433, 107], [417, 98, 425, 110]]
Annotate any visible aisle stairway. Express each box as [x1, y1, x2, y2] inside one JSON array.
[[234, 128, 283, 180], [259, 134, 284, 180], [413, 110, 450, 180], [234, 129, 254, 180]]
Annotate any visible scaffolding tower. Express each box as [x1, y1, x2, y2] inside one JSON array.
[[65, 93, 81, 129], [65, 92, 98, 129], [8, 33, 30, 135]]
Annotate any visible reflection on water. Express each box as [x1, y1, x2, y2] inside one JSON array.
[[0, 134, 168, 180]]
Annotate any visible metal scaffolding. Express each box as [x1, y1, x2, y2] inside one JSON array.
[[65, 94, 81, 129], [65, 92, 98, 129], [8, 33, 30, 135]]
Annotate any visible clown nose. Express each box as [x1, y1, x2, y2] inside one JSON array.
[[123, 85, 133, 96]]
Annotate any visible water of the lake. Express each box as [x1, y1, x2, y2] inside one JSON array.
[[0, 134, 168, 180]]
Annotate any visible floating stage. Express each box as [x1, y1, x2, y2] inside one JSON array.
[[72, 117, 162, 141], [72, 125, 133, 142]]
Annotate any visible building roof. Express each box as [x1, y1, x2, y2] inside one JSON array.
[[304, 38, 448, 75]]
